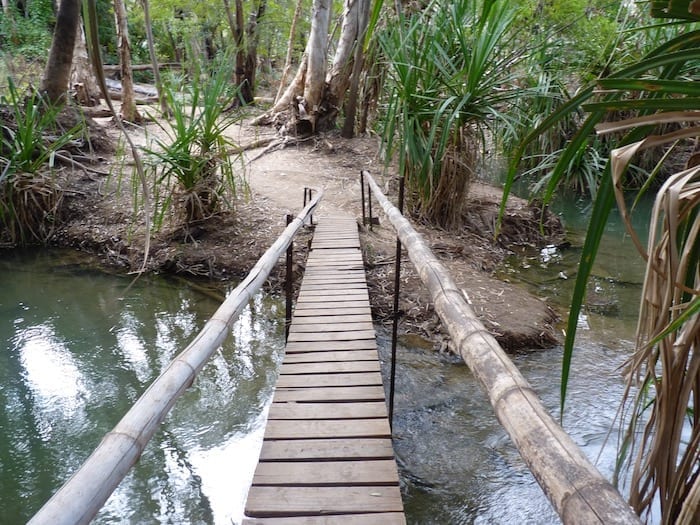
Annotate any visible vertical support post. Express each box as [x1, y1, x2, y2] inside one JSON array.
[[360, 171, 367, 226], [304, 187, 314, 225], [285, 214, 294, 342], [388, 175, 405, 431], [367, 183, 374, 232]]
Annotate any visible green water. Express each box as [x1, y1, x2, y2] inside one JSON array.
[[0, 250, 285, 524]]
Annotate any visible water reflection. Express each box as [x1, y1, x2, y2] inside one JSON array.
[[0, 249, 284, 524]]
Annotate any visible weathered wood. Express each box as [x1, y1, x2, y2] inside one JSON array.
[[283, 350, 378, 363], [272, 386, 386, 402], [279, 360, 380, 374], [246, 215, 403, 523], [292, 306, 371, 316], [286, 330, 376, 342], [244, 486, 404, 516], [28, 192, 325, 525], [268, 401, 387, 419], [363, 170, 639, 524], [251, 460, 399, 485], [276, 372, 383, 388], [259, 438, 395, 461], [262, 418, 391, 439], [243, 512, 406, 524], [284, 340, 377, 352], [291, 314, 370, 324], [289, 321, 374, 333]]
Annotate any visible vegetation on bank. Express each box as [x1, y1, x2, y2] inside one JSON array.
[[1, 0, 699, 522]]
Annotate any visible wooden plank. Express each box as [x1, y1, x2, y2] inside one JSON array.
[[268, 402, 387, 420], [300, 282, 367, 290], [293, 301, 370, 311], [276, 372, 382, 388], [244, 486, 404, 516], [283, 350, 379, 363], [298, 289, 368, 298], [292, 307, 372, 317], [243, 512, 406, 524], [251, 460, 399, 486], [272, 386, 386, 402], [284, 340, 377, 352], [286, 330, 376, 343], [298, 287, 369, 303], [292, 315, 371, 325], [262, 418, 391, 439], [279, 361, 380, 375], [259, 438, 395, 461], [288, 322, 374, 333]]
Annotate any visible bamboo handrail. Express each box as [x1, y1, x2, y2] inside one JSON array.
[[362, 170, 640, 525], [28, 189, 323, 525]]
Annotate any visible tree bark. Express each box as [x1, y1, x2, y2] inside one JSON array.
[[1, 0, 11, 15], [70, 17, 101, 106], [274, 0, 304, 104], [113, 0, 141, 122], [41, 0, 81, 104], [242, 0, 266, 104], [303, 0, 331, 131], [340, 0, 369, 138], [141, 0, 170, 116]]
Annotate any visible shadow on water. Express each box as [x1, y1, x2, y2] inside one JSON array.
[[0, 249, 285, 524]]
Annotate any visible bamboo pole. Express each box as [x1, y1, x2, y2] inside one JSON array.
[[362, 170, 639, 525], [28, 190, 323, 525]]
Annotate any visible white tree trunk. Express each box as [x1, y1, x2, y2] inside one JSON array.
[[303, 0, 331, 129], [327, 0, 360, 95], [274, 0, 304, 104], [1, 0, 11, 15]]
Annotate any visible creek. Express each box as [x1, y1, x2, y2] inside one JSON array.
[[1, 197, 648, 524]]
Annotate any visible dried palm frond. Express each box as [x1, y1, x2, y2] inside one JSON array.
[[606, 123, 700, 524]]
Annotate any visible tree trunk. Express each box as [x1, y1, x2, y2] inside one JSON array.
[[1, 0, 11, 15], [70, 17, 101, 106], [41, 0, 81, 104], [113, 0, 141, 122], [303, 0, 331, 131], [141, 0, 170, 116], [233, 0, 246, 99], [274, 0, 304, 104], [242, 0, 266, 104], [340, 0, 369, 138], [259, 0, 370, 135]]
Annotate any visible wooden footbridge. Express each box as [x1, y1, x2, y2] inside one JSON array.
[[29, 177, 640, 525], [243, 215, 405, 523]]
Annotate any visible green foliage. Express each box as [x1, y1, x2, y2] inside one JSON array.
[[377, 0, 527, 228], [145, 59, 244, 227], [0, 0, 54, 60], [0, 79, 79, 243]]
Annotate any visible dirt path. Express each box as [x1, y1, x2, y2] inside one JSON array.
[[54, 116, 561, 352]]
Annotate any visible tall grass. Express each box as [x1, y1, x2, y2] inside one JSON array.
[[145, 59, 244, 229], [376, 0, 525, 229], [0, 79, 78, 244]]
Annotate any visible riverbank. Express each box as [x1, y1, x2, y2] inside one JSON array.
[[40, 113, 562, 351]]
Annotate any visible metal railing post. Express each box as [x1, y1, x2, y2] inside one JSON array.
[[285, 214, 294, 342], [388, 174, 406, 431]]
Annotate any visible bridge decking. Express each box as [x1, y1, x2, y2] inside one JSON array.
[[243, 215, 405, 524]]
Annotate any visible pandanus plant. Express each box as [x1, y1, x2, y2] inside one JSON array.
[[501, 2, 700, 522], [377, 0, 525, 229]]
